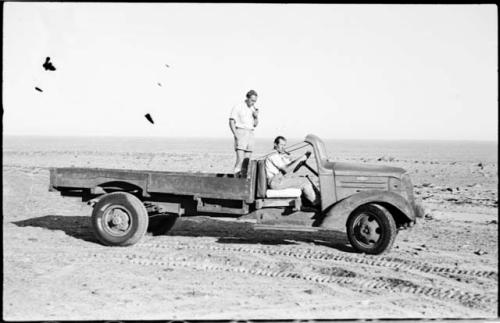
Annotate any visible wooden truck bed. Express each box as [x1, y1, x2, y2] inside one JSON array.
[[49, 161, 257, 203]]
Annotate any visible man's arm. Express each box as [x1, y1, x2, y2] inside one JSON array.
[[279, 152, 309, 174], [229, 119, 237, 136], [252, 108, 259, 127]]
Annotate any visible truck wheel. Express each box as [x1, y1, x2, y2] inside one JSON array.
[[346, 203, 396, 255], [91, 192, 148, 246], [148, 213, 177, 236]]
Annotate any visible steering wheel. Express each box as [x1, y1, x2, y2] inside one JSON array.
[[293, 151, 312, 173], [293, 151, 319, 177]]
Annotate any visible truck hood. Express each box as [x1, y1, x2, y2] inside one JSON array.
[[327, 161, 406, 178]]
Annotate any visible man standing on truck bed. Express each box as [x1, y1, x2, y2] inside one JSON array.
[[229, 90, 260, 174], [265, 136, 320, 207]]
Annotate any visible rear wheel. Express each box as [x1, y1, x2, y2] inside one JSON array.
[[346, 203, 396, 254], [91, 192, 148, 246]]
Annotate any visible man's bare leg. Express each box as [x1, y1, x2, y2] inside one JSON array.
[[234, 149, 245, 173]]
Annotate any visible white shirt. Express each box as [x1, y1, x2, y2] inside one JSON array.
[[265, 152, 291, 180], [229, 101, 257, 130]]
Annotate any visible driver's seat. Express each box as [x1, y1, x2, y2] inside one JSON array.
[[256, 160, 301, 202]]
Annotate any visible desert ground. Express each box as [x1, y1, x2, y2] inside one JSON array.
[[3, 141, 498, 320]]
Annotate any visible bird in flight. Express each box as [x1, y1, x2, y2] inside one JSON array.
[[43, 57, 56, 71], [35, 87, 43, 92], [145, 113, 155, 124]]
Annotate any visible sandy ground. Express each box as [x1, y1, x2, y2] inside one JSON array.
[[3, 149, 498, 320]]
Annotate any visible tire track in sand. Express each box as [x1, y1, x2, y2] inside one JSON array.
[[80, 251, 495, 311], [138, 241, 498, 281]]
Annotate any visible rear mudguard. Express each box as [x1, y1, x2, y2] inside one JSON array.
[[317, 190, 416, 232]]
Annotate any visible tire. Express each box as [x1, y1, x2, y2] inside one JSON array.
[[91, 192, 149, 246], [147, 213, 178, 236], [346, 203, 397, 255]]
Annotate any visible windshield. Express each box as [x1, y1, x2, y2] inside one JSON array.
[[304, 134, 328, 166]]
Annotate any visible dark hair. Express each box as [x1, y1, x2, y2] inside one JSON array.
[[246, 90, 258, 98], [274, 136, 286, 145]]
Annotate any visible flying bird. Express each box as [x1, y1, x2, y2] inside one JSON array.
[[165, 64, 170, 68], [145, 113, 155, 124], [157, 82, 162, 87], [35, 87, 43, 92], [43, 57, 56, 71]]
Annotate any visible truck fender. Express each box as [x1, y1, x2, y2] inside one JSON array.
[[318, 190, 416, 232], [86, 182, 144, 206]]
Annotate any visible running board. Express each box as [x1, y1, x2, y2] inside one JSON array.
[[253, 224, 319, 232]]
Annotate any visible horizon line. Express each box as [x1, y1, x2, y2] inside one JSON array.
[[3, 133, 498, 143]]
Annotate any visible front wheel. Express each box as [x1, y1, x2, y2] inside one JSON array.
[[346, 203, 396, 255], [91, 192, 149, 246]]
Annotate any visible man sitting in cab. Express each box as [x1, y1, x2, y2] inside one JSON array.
[[265, 136, 320, 207]]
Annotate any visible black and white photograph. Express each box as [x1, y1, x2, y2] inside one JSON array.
[[3, 2, 497, 320]]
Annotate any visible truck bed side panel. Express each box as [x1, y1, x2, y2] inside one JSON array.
[[50, 168, 149, 191], [148, 174, 251, 200], [50, 167, 255, 201]]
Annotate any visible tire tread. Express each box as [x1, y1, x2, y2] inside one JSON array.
[[91, 192, 148, 246], [346, 203, 397, 254]]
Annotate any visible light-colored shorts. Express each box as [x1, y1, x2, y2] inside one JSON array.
[[234, 128, 254, 152], [269, 173, 318, 204]]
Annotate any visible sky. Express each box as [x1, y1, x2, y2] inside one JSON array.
[[3, 3, 498, 140]]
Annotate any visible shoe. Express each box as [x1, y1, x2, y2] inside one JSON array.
[[301, 205, 319, 212]]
